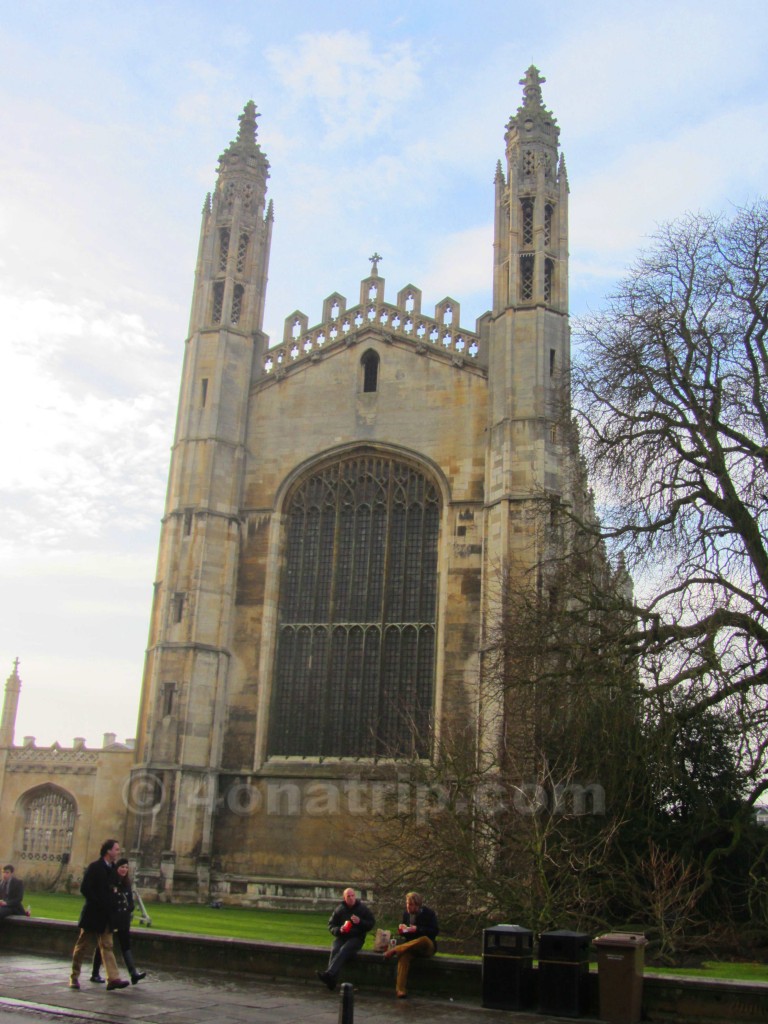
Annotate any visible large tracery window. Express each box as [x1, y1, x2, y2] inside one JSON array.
[[21, 787, 75, 862], [268, 453, 440, 759]]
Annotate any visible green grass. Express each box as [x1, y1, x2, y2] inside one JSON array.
[[26, 895, 768, 982], [651, 961, 768, 983], [27, 892, 332, 945]]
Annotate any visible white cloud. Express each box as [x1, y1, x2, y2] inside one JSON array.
[[419, 224, 493, 321], [571, 102, 768, 278], [266, 30, 421, 145], [0, 289, 174, 553]]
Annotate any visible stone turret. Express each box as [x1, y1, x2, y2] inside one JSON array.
[[129, 104, 274, 896], [0, 659, 21, 748], [482, 68, 573, 752]]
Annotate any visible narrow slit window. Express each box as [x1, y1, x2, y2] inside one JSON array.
[[544, 258, 554, 303], [521, 198, 534, 246], [361, 350, 379, 393], [171, 593, 185, 624], [212, 282, 224, 324], [520, 254, 534, 302], [231, 284, 244, 325], [183, 510, 193, 536], [161, 682, 176, 717], [201, 378, 208, 407], [549, 348, 556, 378], [218, 228, 230, 272], [236, 233, 249, 273]]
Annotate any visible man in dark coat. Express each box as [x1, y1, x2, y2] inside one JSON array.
[[0, 865, 25, 919], [69, 839, 129, 990], [317, 887, 375, 990], [383, 891, 439, 997]]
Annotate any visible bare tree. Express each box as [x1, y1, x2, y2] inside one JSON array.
[[572, 201, 768, 806], [363, 544, 638, 942]]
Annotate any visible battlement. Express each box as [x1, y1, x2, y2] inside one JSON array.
[[261, 272, 487, 377]]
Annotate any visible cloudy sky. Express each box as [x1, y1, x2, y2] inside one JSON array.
[[1, 0, 767, 748]]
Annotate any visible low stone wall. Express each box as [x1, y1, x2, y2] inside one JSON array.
[[3, 917, 768, 1022]]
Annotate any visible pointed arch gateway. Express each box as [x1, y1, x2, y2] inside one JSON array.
[[267, 451, 441, 759]]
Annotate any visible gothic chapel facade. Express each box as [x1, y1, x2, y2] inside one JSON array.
[[126, 67, 576, 902]]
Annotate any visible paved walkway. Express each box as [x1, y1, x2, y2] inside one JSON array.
[[0, 951, 601, 1024]]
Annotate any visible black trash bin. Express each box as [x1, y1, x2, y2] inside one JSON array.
[[481, 925, 535, 1010], [594, 932, 647, 1024], [537, 930, 591, 1017]]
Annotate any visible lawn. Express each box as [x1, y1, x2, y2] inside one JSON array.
[[28, 892, 332, 945], [25, 894, 768, 982]]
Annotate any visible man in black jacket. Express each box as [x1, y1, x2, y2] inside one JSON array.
[[383, 892, 439, 997], [69, 839, 129, 991], [317, 887, 375, 990], [0, 865, 25, 919]]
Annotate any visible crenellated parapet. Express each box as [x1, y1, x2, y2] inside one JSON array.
[[261, 270, 486, 378]]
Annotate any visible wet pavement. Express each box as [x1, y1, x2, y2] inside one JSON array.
[[0, 951, 600, 1024]]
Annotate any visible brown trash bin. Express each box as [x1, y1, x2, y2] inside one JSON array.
[[594, 932, 647, 1024]]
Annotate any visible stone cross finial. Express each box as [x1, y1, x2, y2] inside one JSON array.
[[520, 66, 545, 109], [237, 100, 260, 144], [369, 252, 383, 275]]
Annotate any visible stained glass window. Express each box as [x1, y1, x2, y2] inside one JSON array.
[[268, 454, 439, 758]]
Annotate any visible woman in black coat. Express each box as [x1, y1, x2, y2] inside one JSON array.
[[91, 859, 146, 985], [383, 892, 439, 997]]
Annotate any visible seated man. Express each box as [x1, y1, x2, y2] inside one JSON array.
[[317, 887, 375, 990], [384, 891, 439, 997], [0, 865, 25, 919]]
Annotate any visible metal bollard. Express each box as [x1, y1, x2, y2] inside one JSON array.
[[338, 981, 354, 1024]]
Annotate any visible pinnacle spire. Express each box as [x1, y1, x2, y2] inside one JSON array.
[[217, 101, 270, 181], [505, 64, 559, 144], [520, 66, 546, 111], [237, 100, 259, 146]]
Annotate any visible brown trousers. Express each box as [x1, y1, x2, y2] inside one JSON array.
[[71, 928, 121, 983], [393, 935, 435, 995]]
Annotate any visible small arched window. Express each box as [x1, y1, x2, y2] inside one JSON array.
[[361, 350, 380, 393]]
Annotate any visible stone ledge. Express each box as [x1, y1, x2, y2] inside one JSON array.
[[3, 917, 768, 1021]]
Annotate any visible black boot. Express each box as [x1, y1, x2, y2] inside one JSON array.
[[123, 949, 146, 985]]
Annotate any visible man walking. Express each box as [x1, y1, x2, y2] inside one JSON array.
[[317, 887, 375, 991], [69, 839, 129, 991]]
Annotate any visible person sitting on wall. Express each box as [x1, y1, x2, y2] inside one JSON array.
[[317, 886, 375, 991], [383, 891, 439, 998], [0, 865, 25, 919]]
